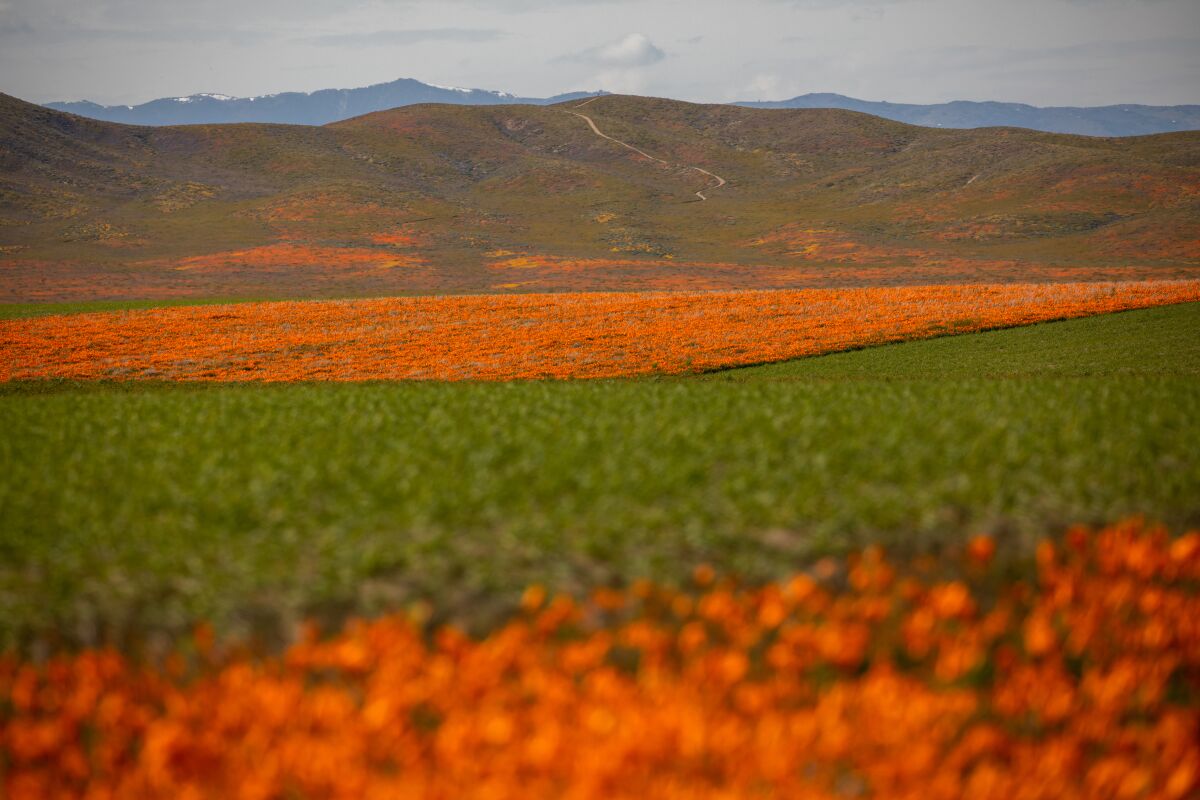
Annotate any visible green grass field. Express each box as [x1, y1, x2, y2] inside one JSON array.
[[707, 300, 1200, 381], [2, 302, 1198, 651]]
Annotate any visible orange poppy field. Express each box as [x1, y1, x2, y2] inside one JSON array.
[[4, 519, 1198, 799], [3, 280, 1199, 382]]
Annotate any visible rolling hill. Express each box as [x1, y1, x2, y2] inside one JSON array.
[[2, 91, 1198, 302]]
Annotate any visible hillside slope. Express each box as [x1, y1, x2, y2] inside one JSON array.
[[2, 92, 1198, 302]]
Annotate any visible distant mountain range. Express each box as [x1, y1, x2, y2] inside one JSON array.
[[44, 77, 1200, 136], [45, 78, 608, 127], [40, 78, 1200, 136], [735, 93, 1200, 137]]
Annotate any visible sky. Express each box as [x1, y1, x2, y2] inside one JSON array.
[[1, 0, 1198, 108]]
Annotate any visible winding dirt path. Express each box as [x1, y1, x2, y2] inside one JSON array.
[[565, 98, 727, 202]]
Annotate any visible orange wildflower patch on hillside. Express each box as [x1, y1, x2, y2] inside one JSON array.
[[5, 281, 1200, 382], [164, 243, 428, 273], [1089, 222, 1200, 263], [746, 225, 926, 263], [484, 253, 680, 271], [369, 232, 425, 247], [4, 520, 1199, 799], [3, 282, 1199, 381]]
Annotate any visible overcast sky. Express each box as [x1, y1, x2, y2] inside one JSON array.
[[2, 0, 1197, 107]]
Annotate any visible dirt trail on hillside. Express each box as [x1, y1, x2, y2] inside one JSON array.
[[566, 98, 727, 202]]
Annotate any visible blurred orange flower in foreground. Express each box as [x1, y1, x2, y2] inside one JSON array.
[[3, 520, 1199, 799]]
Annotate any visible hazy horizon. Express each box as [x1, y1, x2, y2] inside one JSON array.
[[2, 0, 1198, 108]]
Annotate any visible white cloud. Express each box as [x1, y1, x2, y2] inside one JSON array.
[[566, 33, 666, 67]]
